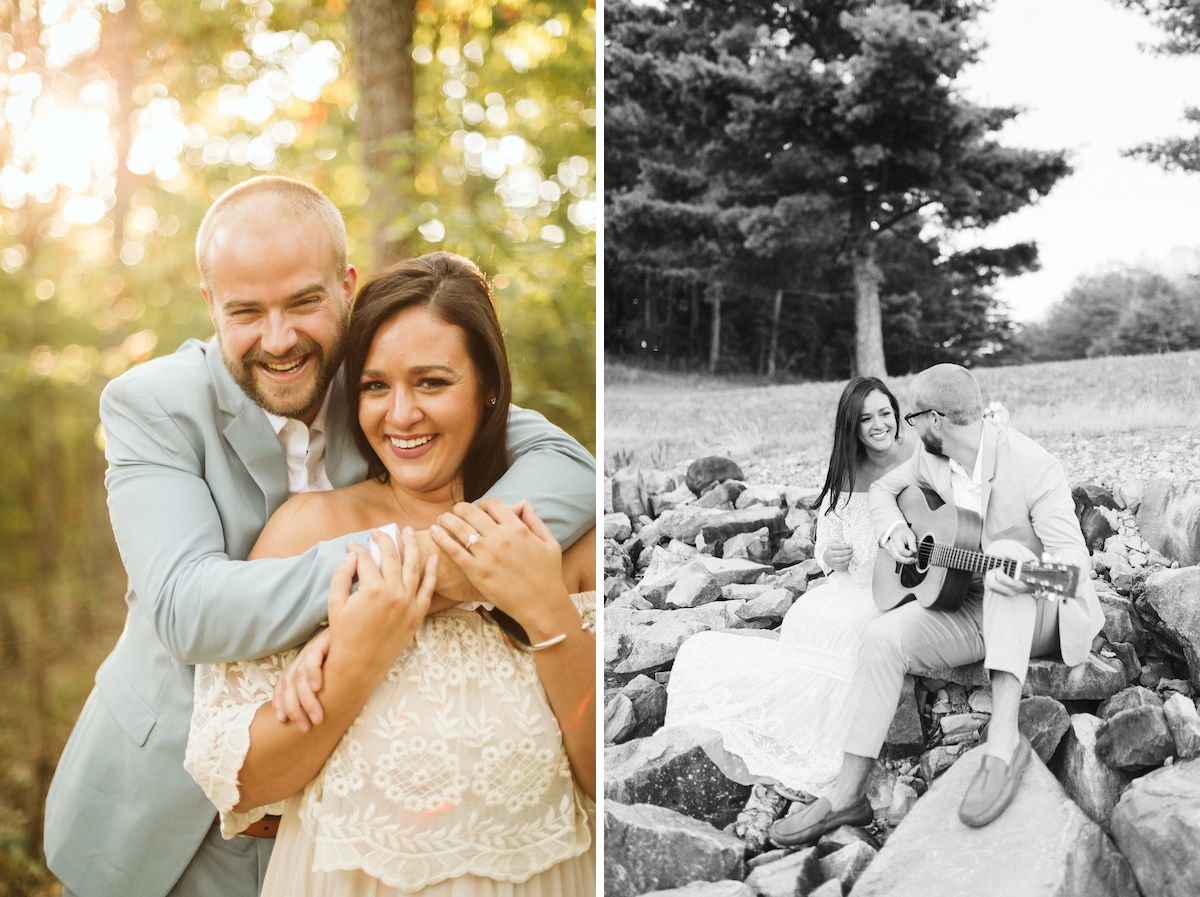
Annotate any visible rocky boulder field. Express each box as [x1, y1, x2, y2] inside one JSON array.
[[602, 444, 1200, 897]]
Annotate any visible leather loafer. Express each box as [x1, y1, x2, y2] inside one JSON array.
[[768, 795, 873, 848], [959, 736, 1031, 828]]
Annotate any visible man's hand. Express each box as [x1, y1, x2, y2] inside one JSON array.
[[274, 627, 331, 732], [412, 528, 484, 606], [983, 539, 1038, 598], [823, 539, 854, 573], [886, 525, 918, 564]]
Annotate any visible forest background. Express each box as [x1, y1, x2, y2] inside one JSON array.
[[0, 0, 595, 892], [604, 0, 1200, 380]]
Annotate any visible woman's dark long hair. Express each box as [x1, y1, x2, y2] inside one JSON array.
[[808, 376, 901, 514], [342, 252, 512, 502]]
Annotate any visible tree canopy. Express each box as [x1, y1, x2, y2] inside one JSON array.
[[605, 0, 1068, 378], [1121, 1, 1200, 172]]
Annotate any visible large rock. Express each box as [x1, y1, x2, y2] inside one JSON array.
[[1019, 695, 1070, 764], [700, 503, 792, 554], [819, 840, 876, 891], [1110, 757, 1200, 897], [605, 727, 753, 828], [743, 847, 823, 897], [605, 693, 637, 744], [1023, 654, 1128, 701], [738, 586, 794, 621], [624, 674, 670, 739], [604, 801, 746, 897], [665, 569, 724, 609], [884, 675, 924, 753], [657, 507, 733, 546], [720, 527, 772, 564], [1095, 705, 1175, 771], [851, 746, 1138, 897], [612, 613, 708, 679], [641, 883, 753, 897], [612, 467, 651, 519], [695, 480, 746, 510], [1163, 692, 1200, 759], [1140, 567, 1200, 692], [1053, 713, 1131, 833], [687, 456, 745, 496], [1136, 473, 1200, 566], [1097, 685, 1161, 720], [605, 538, 634, 578], [606, 512, 634, 542]]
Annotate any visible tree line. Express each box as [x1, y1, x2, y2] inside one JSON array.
[[604, 0, 1200, 379]]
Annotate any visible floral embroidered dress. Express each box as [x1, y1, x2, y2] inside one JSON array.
[[664, 495, 882, 796], [186, 593, 596, 897]]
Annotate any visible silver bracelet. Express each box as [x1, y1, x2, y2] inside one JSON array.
[[528, 632, 568, 652]]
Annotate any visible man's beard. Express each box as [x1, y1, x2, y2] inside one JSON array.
[[921, 430, 945, 458], [219, 324, 346, 419]]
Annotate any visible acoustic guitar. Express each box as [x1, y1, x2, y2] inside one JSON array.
[[872, 486, 1081, 612]]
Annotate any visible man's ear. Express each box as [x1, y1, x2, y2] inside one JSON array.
[[341, 265, 358, 309], [200, 284, 217, 327]]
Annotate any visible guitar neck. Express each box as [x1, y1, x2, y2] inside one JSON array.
[[926, 544, 1018, 578]]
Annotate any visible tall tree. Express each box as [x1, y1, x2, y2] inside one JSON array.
[[349, 0, 418, 268], [1122, 0, 1200, 171], [606, 0, 1069, 378]]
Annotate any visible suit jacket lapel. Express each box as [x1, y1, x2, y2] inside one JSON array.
[[979, 421, 999, 524], [205, 338, 289, 514]]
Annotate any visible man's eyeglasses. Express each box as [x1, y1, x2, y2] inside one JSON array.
[[903, 409, 939, 427]]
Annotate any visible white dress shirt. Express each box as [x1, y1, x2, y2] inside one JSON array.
[[264, 386, 336, 497]]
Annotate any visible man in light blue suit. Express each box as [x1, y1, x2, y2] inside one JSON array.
[[44, 177, 596, 897]]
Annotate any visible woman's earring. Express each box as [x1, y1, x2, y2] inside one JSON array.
[[489, 397, 497, 406]]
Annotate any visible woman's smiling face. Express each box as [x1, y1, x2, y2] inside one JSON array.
[[857, 388, 897, 454], [357, 305, 486, 499]]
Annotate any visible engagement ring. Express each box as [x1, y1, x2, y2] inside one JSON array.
[[465, 532, 481, 550]]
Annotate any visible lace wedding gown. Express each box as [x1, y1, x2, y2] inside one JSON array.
[[186, 594, 596, 897], [665, 495, 881, 796]]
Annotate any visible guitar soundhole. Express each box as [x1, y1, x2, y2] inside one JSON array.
[[915, 535, 934, 573], [899, 560, 926, 589]]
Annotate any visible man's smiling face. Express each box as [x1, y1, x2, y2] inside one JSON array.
[[201, 200, 356, 424]]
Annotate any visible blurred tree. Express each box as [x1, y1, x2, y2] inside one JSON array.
[[1122, 1, 1200, 171], [349, 0, 418, 267], [1011, 265, 1200, 361]]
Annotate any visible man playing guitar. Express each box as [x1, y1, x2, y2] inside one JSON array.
[[770, 363, 1104, 846]]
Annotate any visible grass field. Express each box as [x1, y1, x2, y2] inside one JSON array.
[[603, 350, 1200, 475]]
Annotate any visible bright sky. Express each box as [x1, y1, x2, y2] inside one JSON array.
[[956, 0, 1200, 322]]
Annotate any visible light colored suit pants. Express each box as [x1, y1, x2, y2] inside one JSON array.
[[65, 826, 272, 897], [843, 581, 1059, 759]]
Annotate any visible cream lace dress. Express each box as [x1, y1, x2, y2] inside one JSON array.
[[664, 495, 882, 796], [186, 594, 596, 896]]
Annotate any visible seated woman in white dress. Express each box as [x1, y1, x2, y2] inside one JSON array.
[[185, 252, 596, 896], [665, 377, 911, 800]]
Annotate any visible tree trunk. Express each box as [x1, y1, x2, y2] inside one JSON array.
[[767, 287, 783, 377], [104, 0, 138, 253], [708, 293, 721, 374], [851, 237, 887, 378], [349, 0, 417, 271]]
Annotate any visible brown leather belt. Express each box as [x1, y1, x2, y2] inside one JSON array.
[[216, 812, 282, 839]]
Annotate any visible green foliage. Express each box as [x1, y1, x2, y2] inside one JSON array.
[[0, 1, 593, 884]]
